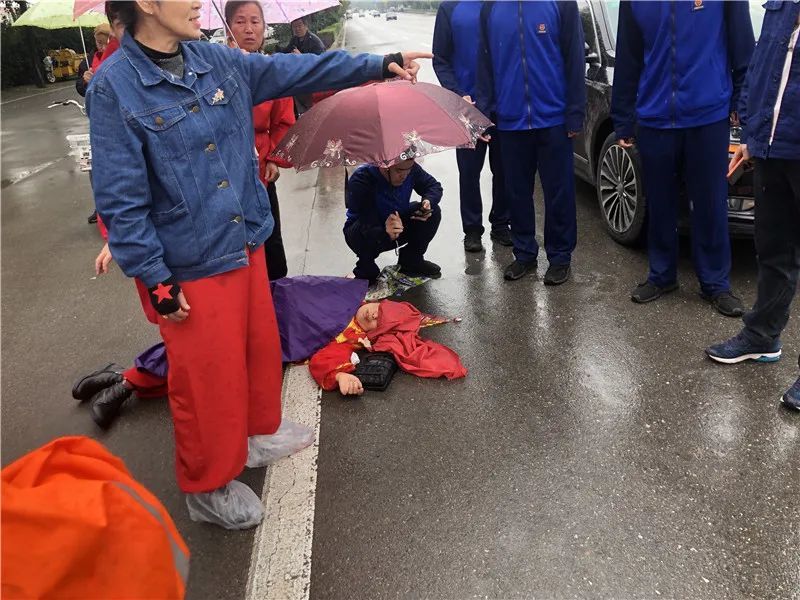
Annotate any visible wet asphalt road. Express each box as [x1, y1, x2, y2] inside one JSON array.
[[1, 12, 799, 600]]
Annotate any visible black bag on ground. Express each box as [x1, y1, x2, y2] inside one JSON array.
[[353, 352, 398, 392]]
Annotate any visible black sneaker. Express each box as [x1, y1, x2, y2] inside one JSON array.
[[463, 231, 484, 253], [631, 281, 679, 303], [399, 260, 441, 279], [544, 263, 570, 286], [72, 363, 123, 402], [503, 259, 536, 281], [87, 210, 98, 224], [90, 382, 133, 430], [701, 290, 745, 318], [490, 229, 513, 247]]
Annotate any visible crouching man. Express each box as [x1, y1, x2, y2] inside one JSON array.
[[344, 158, 443, 282]]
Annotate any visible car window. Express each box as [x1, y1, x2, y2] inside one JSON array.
[[604, 0, 763, 45], [578, 0, 600, 73]]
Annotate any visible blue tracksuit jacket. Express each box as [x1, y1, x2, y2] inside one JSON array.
[[476, 0, 586, 132], [611, 0, 754, 138], [433, 1, 483, 99]]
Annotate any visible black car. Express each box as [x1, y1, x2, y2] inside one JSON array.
[[573, 0, 759, 246]]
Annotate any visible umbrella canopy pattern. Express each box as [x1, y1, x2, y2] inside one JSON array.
[[73, 0, 340, 26], [272, 80, 493, 171], [14, 0, 105, 28]]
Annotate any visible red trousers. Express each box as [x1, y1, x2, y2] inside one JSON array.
[[123, 367, 167, 399], [157, 247, 283, 493]]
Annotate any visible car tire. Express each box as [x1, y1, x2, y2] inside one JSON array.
[[596, 132, 646, 246]]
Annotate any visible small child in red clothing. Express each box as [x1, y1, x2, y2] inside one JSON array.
[[310, 300, 467, 396], [309, 302, 380, 396]]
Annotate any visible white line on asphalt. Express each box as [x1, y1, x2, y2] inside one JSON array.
[[1, 84, 74, 105], [2, 158, 62, 187], [245, 364, 322, 600]]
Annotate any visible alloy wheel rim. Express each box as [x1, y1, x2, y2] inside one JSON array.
[[599, 145, 638, 233]]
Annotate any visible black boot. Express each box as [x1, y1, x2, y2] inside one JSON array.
[[72, 363, 123, 402], [90, 382, 133, 430]]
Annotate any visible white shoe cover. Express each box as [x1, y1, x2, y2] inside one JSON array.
[[246, 421, 315, 468], [185, 480, 264, 530]]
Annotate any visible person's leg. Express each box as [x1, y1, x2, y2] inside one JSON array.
[[536, 124, 577, 269], [487, 137, 511, 241], [706, 158, 799, 364], [743, 159, 800, 345], [158, 267, 263, 529], [244, 246, 314, 465], [397, 205, 442, 275], [124, 367, 168, 399], [683, 120, 736, 301], [456, 143, 488, 236], [263, 182, 288, 280], [344, 219, 393, 281], [634, 125, 681, 296], [497, 130, 539, 267]]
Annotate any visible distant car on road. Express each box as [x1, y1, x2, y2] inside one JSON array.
[[386, 12, 397, 20], [574, 0, 763, 245], [372, 10, 380, 17]]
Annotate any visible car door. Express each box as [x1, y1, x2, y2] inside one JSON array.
[[573, 0, 603, 180]]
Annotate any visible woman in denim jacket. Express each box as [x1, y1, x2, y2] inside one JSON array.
[[87, 0, 429, 529]]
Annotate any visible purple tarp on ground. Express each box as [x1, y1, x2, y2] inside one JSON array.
[[134, 276, 369, 376]]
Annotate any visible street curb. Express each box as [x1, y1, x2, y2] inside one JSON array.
[[246, 365, 322, 600]]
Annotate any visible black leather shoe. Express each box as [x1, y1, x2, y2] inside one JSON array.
[[463, 232, 484, 253], [399, 260, 442, 278], [87, 210, 98, 224], [544, 263, 571, 286], [631, 281, 679, 303], [72, 363, 123, 402], [701, 290, 745, 318], [503, 259, 536, 281], [90, 382, 133, 430], [490, 229, 513, 247]]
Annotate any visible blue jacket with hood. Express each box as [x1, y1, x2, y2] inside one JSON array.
[[475, 0, 586, 132], [611, 0, 755, 139]]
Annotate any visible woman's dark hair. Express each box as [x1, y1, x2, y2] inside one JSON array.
[[224, 0, 265, 27], [105, 0, 137, 31]]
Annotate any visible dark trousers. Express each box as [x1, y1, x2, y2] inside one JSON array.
[[455, 140, 509, 235], [344, 206, 442, 281], [264, 182, 288, 280], [637, 119, 731, 295], [495, 126, 576, 265], [742, 159, 800, 361]]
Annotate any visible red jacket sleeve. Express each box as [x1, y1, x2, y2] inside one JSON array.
[[266, 97, 295, 169], [309, 341, 356, 391]]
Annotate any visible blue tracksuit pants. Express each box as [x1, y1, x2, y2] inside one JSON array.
[[637, 119, 732, 296], [495, 125, 577, 265], [455, 139, 509, 235]]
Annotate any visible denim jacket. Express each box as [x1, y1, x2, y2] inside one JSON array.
[[738, 0, 800, 160], [87, 33, 382, 286]]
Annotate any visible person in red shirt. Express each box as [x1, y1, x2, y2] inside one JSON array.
[[226, 0, 295, 279]]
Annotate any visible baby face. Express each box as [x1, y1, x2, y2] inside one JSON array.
[[355, 303, 380, 332]]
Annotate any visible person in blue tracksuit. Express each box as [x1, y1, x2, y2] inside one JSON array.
[[433, 1, 511, 254], [476, 1, 585, 285], [344, 159, 444, 283], [611, 0, 754, 316], [706, 2, 800, 411]]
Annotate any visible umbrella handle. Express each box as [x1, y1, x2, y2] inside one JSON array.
[[210, 0, 239, 49]]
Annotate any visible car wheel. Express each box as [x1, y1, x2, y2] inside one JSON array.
[[596, 132, 646, 246]]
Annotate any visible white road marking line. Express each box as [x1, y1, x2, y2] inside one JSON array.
[[246, 364, 321, 600], [1, 84, 74, 105], [2, 158, 62, 187]]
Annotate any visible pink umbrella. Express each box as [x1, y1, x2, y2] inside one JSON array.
[[271, 80, 494, 171], [74, 0, 340, 27]]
